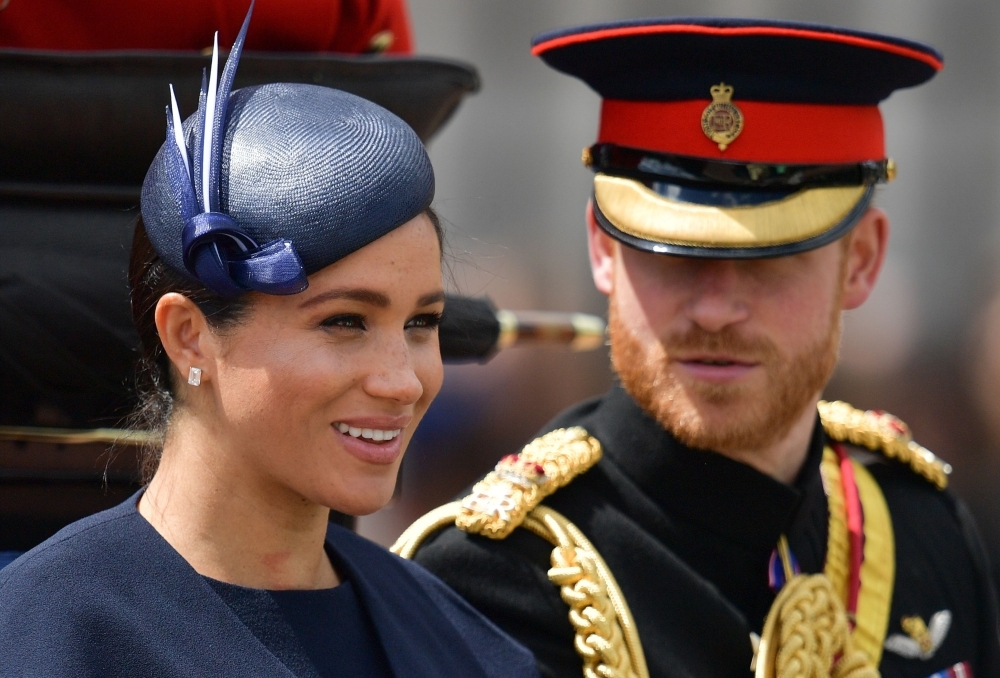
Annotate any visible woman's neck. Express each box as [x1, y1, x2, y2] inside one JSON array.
[[138, 414, 339, 590]]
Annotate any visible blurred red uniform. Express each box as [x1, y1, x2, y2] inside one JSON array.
[[0, 0, 412, 53]]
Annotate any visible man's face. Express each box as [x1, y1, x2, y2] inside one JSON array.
[[592, 209, 887, 455]]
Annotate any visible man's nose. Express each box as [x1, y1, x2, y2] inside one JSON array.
[[683, 261, 750, 332]]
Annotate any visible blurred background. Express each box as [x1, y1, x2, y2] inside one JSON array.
[[358, 0, 1000, 571]]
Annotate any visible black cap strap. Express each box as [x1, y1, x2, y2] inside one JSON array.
[[586, 143, 894, 192]]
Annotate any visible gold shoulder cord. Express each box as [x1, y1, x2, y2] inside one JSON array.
[[393, 428, 649, 678], [817, 400, 950, 490], [394, 403, 948, 678]]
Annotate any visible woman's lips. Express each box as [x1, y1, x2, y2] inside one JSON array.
[[673, 356, 759, 383], [333, 426, 404, 465], [331, 416, 411, 466]]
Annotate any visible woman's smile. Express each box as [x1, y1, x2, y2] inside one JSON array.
[[332, 415, 413, 465]]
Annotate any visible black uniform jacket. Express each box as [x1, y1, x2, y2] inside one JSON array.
[[415, 386, 1000, 678], [0, 492, 538, 678]]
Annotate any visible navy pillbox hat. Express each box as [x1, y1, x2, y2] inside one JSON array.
[[141, 3, 434, 297], [531, 17, 942, 258]]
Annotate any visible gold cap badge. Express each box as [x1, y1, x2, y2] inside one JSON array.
[[701, 83, 743, 151]]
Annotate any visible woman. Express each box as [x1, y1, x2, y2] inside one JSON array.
[[0, 9, 537, 678]]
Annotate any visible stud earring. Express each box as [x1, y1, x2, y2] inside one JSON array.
[[187, 367, 202, 386]]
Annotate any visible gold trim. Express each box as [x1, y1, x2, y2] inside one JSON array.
[[392, 503, 648, 678], [819, 448, 896, 666], [886, 158, 897, 183], [756, 573, 877, 678], [852, 457, 895, 665], [818, 400, 950, 489], [0, 425, 157, 446], [391, 502, 465, 560], [758, 447, 892, 677], [453, 428, 602, 540], [593, 174, 866, 248], [820, 448, 850, 605], [392, 431, 644, 678]]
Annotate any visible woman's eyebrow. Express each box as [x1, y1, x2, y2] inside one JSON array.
[[298, 289, 445, 310], [418, 291, 446, 307], [298, 288, 391, 309]]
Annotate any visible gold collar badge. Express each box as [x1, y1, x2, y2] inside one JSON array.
[[701, 83, 743, 151]]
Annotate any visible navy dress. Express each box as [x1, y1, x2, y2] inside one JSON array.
[[205, 577, 393, 677], [0, 493, 538, 677]]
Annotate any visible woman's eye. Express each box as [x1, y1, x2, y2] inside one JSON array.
[[406, 313, 442, 330], [321, 314, 366, 330]]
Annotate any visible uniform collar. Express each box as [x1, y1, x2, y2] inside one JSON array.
[[593, 385, 826, 555]]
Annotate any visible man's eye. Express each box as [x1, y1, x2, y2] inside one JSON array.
[[406, 313, 443, 330], [321, 314, 366, 330]]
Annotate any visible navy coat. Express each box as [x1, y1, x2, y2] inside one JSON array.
[[0, 493, 538, 677]]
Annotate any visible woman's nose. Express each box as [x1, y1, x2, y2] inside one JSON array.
[[362, 334, 424, 405]]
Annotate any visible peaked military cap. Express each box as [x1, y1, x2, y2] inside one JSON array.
[[532, 18, 943, 257]]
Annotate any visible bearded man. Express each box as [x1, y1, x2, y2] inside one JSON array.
[[394, 18, 1000, 678]]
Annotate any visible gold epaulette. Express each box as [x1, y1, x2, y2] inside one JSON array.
[[454, 427, 602, 539], [392, 428, 648, 678], [818, 400, 951, 490]]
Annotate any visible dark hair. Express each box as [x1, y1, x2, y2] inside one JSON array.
[[128, 208, 443, 482]]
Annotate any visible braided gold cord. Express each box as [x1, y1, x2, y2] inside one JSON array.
[[392, 431, 643, 678], [818, 400, 950, 489], [819, 448, 850, 605], [757, 574, 879, 678], [392, 502, 648, 678], [523, 507, 648, 678], [390, 502, 463, 560]]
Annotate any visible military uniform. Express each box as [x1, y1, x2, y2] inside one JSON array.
[[395, 17, 1000, 678], [402, 388, 999, 677]]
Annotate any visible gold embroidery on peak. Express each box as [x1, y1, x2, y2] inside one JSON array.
[[455, 427, 602, 540], [818, 400, 951, 489]]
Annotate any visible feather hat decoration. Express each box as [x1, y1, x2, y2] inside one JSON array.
[[158, 2, 308, 297], [144, 1, 435, 298]]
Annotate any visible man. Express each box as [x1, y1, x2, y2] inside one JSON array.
[[395, 17, 1000, 678]]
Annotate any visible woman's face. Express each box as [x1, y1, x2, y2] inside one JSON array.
[[202, 214, 444, 516]]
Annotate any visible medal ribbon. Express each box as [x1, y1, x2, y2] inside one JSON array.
[[833, 441, 865, 622]]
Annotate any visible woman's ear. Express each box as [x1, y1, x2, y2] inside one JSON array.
[[154, 293, 212, 386], [587, 201, 616, 296], [841, 207, 891, 311]]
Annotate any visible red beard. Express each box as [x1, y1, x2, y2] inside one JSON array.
[[608, 294, 841, 454]]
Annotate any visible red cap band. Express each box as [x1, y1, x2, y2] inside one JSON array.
[[599, 99, 885, 164]]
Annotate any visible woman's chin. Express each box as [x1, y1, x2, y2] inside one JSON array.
[[321, 482, 397, 518]]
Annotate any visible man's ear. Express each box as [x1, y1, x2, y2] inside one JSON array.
[[841, 207, 890, 310], [154, 293, 212, 386], [587, 201, 615, 296]]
